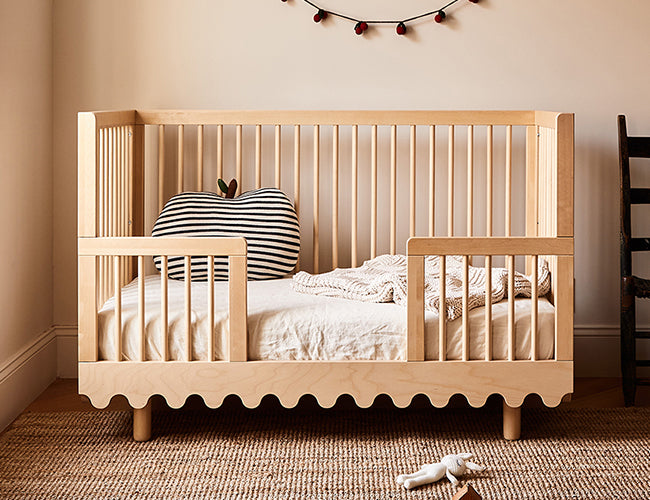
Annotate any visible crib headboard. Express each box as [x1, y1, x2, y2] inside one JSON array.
[[78, 110, 574, 339]]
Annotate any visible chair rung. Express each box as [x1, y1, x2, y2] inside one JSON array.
[[631, 188, 650, 204], [631, 238, 650, 252], [636, 360, 650, 367], [635, 331, 650, 339]]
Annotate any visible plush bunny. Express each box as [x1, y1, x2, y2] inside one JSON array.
[[396, 453, 485, 490]]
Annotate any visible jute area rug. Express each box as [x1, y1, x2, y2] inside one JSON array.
[[1, 406, 648, 499]]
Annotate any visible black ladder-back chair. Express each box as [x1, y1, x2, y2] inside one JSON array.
[[619, 114, 650, 406]]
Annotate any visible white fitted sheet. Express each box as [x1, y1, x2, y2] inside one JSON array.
[[98, 276, 555, 361]]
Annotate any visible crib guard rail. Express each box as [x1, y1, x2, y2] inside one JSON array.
[[78, 237, 247, 363], [406, 236, 573, 363]]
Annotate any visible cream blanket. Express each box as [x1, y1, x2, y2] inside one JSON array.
[[291, 255, 550, 321]]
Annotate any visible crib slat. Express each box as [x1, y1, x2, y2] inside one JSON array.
[[462, 255, 469, 361], [255, 124, 262, 189], [207, 256, 215, 361], [371, 125, 378, 259], [486, 125, 493, 237], [526, 125, 539, 273], [448, 125, 455, 237], [185, 256, 192, 362], [410, 125, 416, 238], [530, 255, 538, 361], [438, 256, 446, 361], [467, 125, 474, 237], [313, 125, 320, 274], [111, 127, 118, 238], [505, 125, 512, 236], [332, 125, 339, 269], [114, 256, 122, 362], [138, 256, 145, 362], [294, 125, 301, 271], [484, 255, 493, 361], [236, 124, 243, 195], [275, 124, 281, 190], [197, 125, 204, 191], [351, 125, 358, 267], [429, 125, 435, 237], [507, 255, 515, 361], [229, 255, 248, 362], [161, 256, 168, 361], [158, 125, 165, 212], [407, 255, 425, 361], [177, 124, 184, 193], [217, 124, 224, 182], [390, 125, 397, 255]]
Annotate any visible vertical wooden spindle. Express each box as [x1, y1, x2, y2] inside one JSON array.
[[505, 125, 512, 237], [486, 125, 493, 237], [177, 124, 184, 193], [530, 255, 538, 361], [294, 125, 301, 271], [407, 255, 425, 361], [507, 254, 515, 361], [114, 256, 122, 362], [275, 124, 281, 190], [236, 124, 243, 195], [409, 125, 416, 238], [184, 256, 192, 362], [332, 125, 339, 269], [462, 255, 470, 361], [371, 125, 378, 259], [484, 255, 492, 361], [207, 256, 215, 361], [429, 125, 435, 237], [161, 255, 168, 361], [351, 125, 358, 267], [158, 125, 165, 213], [438, 256, 447, 361], [255, 124, 262, 189], [197, 125, 204, 191], [467, 125, 474, 237], [390, 125, 397, 255], [313, 125, 320, 274], [138, 255, 145, 362], [448, 125, 455, 237], [217, 124, 224, 182]]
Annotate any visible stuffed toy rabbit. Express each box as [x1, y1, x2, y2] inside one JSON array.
[[396, 453, 485, 489]]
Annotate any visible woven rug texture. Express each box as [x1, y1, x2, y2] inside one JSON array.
[[1, 407, 649, 499]]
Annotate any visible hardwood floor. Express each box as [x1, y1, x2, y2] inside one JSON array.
[[22, 377, 650, 414]]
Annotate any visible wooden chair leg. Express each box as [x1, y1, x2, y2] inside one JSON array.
[[503, 401, 521, 441], [133, 401, 152, 442]]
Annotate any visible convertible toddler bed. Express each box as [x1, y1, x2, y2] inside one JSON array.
[[77, 110, 574, 441]]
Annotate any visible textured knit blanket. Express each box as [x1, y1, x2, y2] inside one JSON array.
[[291, 255, 550, 321]]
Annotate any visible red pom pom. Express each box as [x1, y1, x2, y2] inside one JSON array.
[[396, 22, 406, 35], [313, 13, 321, 22], [355, 24, 363, 35], [320, 10, 328, 19], [360, 22, 368, 31], [434, 11, 446, 22], [469, 0, 479, 3]]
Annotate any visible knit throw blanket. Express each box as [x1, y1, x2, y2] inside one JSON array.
[[291, 255, 551, 321]]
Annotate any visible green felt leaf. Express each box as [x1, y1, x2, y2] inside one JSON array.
[[217, 179, 228, 194]]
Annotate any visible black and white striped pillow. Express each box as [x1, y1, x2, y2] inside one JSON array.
[[152, 188, 300, 280]]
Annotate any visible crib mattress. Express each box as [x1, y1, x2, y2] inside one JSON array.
[[98, 276, 555, 362]]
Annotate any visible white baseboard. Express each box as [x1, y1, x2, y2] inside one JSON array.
[[55, 325, 646, 378], [0, 328, 58, 432]]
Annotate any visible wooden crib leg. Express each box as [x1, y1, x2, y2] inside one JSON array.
[[503, 401, 521, 441], [133, 401, 152, 442]]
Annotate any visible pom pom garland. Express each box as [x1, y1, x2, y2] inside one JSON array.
[[282, 0, 479, 37]]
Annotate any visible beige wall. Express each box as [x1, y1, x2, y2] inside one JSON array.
[[53, 1, 650, 356], [0, 0, 53, 364]]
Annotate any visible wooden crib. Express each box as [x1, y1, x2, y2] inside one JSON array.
[[77, 110, 574, 441]]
